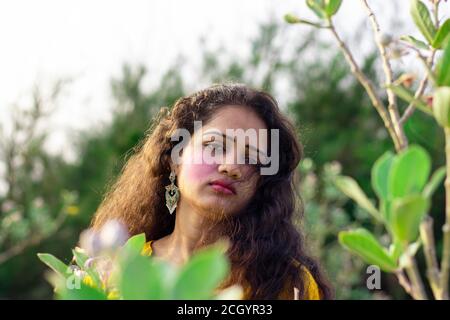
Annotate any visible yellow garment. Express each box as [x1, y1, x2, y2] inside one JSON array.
[[141, 240, 321, 300]]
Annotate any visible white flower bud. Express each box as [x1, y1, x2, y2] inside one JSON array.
[[98, 219, 129, 252], [379, 33, 393, 46], [79, 229, 102, 257]]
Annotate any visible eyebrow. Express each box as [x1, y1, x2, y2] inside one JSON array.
[[203, 130, 268, 158]]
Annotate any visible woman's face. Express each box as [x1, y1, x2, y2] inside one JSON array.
[[174, 105, 269, 220]]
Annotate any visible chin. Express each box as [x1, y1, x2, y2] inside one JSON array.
[[195, 199, 236, 219]]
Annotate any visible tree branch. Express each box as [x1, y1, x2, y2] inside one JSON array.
[[0, 209, 67, 265], [326, 19, 401, 151], [404, 254, 428, 300], [360, 0, 407, 150], [420, 216, 444, 299]]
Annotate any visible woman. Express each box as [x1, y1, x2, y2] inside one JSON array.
[[90, 83, 333, 300]]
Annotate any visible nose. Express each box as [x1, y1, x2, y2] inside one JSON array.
[[218, 163, 242, 180]]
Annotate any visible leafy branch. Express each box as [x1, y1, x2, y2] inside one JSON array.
[[285, 0, 450, 299]]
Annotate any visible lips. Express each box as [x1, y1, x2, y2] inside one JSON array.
[[209, 179, 236, 195]]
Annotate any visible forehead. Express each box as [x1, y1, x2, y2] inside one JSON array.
[[197, 104, 269, 154], [203, 105, 267, 132]]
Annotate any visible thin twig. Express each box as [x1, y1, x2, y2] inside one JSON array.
[[360, 0, 407, 150], [326, 19, 401, 152], [396, 269, 414, 297], [404, 254, 428, 300], [399, 49, 436, 125], [420, 216, 444, 299]]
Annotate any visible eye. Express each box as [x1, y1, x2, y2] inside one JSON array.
[[203, 141, 225, 155]]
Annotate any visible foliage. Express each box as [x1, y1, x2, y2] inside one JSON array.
[[38, 231, 241, 300]]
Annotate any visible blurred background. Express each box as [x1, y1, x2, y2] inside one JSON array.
[[0, 0, 446, 299]]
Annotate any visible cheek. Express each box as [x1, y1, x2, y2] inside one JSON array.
[[180, 162, 217, 184], [178, 145, 217, 185]]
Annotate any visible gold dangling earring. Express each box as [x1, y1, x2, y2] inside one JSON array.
[[165, 171, 179, 214]]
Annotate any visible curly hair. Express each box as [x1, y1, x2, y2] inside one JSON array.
[[90, 83, 333, 299]]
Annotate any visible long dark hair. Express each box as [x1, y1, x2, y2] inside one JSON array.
[[90, 83, 333, 299]]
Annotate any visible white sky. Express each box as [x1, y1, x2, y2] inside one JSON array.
[[0, 0, 445, 161]]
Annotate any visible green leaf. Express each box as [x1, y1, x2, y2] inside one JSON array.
[[334, 176, 381, 222], [119, 254, 167, 299], [432, 19, 450, 49], [392, 194, 430, 243], [389, 145, 431, 198], [58, 281, 108, 300], [433, 86, 450, 127], [324, 0, 342, 17], [71, 249, 102, 288], [71, 248, 88, 268], [338, 228, 398, 272], [37, 253, 69, 277], [306, 0, 327, 19], [121, 233, 146, 257], [400, 35, 429, 50], [387, 84, 433, 115], [381, 199, 394, 228], [173, 242, 230, 299], [437, 41, 450, 86], [372, 151, 395, 201], [389, 240, 403, 262], [410, 0, 437, 44], [423, 166, 446, 198]]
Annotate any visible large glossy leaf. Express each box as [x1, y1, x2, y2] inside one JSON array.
[[339, 228, 397, 272], [388, 145, 431, 198], [173, 242, 229, 299], [410, 0, 436, 44], [392, 194, 430, 243], [372, 151, 395, 201], [334, 176, 381, 222]]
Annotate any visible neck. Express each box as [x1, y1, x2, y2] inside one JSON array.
[[162, 199, 218, 265]]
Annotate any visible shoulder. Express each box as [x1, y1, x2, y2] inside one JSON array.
[[300, 265, 321, 300], [289, 258, 322, 300]]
